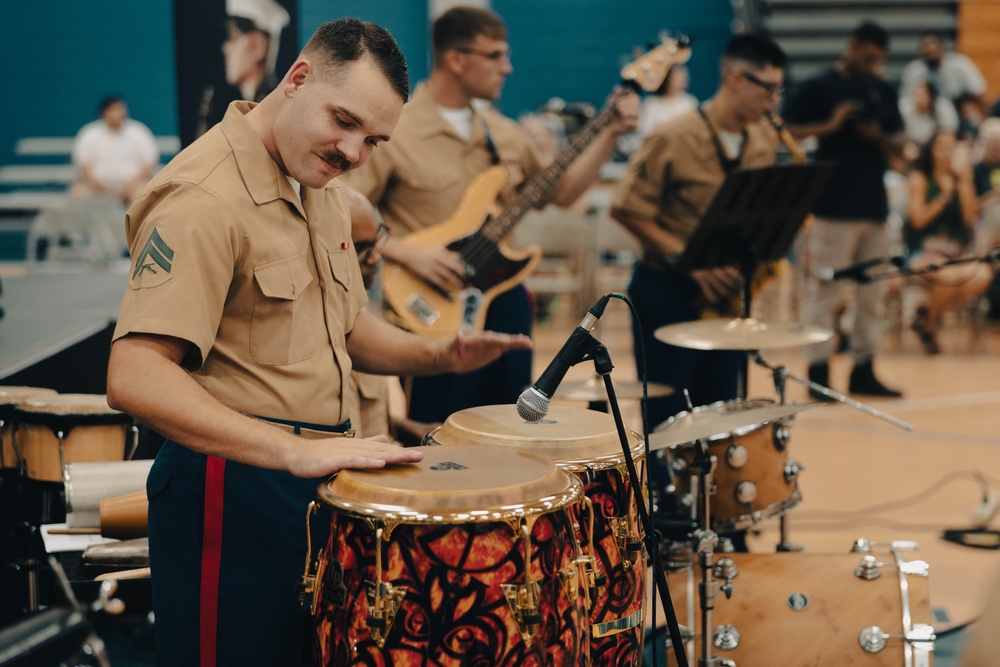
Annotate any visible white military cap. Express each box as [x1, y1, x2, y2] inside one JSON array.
[[226, 0, 291, 72]]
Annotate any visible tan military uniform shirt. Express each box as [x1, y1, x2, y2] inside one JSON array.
[[344, 84, 547, 234], [613, 101, 778, 245], [349, 371, 390, 439], [114, 102, 366, 426]]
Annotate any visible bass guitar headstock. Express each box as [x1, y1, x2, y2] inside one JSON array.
[[620, 33, 693, 93]]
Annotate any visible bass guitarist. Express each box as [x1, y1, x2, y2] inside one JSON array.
[[345, 6, 638, 424]]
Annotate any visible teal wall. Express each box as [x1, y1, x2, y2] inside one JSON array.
[[0, 1, 733, 165]]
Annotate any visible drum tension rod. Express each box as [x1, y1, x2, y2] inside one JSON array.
[[365, 526, 408, 648]]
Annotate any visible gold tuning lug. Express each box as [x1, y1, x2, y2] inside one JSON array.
[[364, 527, 407, 648], [297, 502, 323, 611], [501, 520, 542, 645]]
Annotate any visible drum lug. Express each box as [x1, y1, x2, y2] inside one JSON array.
[[784, 459, 805, 484], [850, 537, 873, 553], [906, 623, 937, 652], [558, 563, 581, 599], [364, 580, 407, 647], [500, 582, 543, 643], [854, 554, 882, 580], [713, 623, 741, 650], [725, 444, 748, 469], [609, 517, 642, 567], [859, 626, 888, 653], [772, 421, 790, 451], [734, 481, 757, 505], [297, 502, 323, 612]]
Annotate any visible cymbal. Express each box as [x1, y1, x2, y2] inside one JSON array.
[[649, 401, 821, 451], [556, 376, 674, 402], [654, 318, 834, 351]]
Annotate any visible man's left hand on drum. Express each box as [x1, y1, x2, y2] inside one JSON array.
[[285, 435, 423, 479]]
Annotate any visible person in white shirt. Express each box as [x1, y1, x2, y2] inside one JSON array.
[[900, 32, 987, 104], [900, 79, 959, 149], [70, 95, 159, 205]]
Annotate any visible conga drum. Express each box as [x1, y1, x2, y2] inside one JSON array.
[[425, 405, 649, 667], [306, 444, 589, 666], [0, 386, 57, 472], [14, 394, 135, 483]]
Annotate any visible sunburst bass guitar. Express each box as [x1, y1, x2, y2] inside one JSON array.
[[382, 36, 692, 339]]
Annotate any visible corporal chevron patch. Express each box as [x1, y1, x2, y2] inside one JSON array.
[[130, 228, 175, 288]]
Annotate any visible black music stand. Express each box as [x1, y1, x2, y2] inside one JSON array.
[[676, 163, 835, 396]]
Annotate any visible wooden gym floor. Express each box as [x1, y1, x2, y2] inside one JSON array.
[[533, 293, 1000, 640]]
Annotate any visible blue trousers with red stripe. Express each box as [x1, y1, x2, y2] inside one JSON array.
[[146, 422, 346, 666]]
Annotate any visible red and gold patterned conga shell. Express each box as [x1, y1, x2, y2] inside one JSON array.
[[427, 405, 649, 667], [313, 444, 588, 667]]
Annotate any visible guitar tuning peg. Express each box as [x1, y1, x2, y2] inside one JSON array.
[[646, 40, 658, 51], [658, 29, 672, 42], [631, 46, 644, 59]]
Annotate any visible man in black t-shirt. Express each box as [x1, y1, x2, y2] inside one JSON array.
[[784, 21, 905, 399]]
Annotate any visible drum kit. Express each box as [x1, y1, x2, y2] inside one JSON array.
[[299, 314, 932, 667]]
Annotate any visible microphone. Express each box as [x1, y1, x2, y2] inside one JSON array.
[[517, 295, 611, 422], [818, 256, 903, 284]]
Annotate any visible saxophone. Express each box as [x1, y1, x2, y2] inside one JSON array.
[[702, 111, 807, 319]]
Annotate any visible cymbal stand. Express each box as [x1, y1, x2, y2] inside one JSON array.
[[764, 358, 802, 553], [748, 352, 913, 432], [681, 390, 729, 667], [588, 341, 691, 667]]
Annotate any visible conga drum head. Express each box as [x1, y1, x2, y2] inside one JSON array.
[[0, 386, 58, 469], [318, 444, 582, 522], [18, 394, 122, 418], [426, 404, 644, 471]]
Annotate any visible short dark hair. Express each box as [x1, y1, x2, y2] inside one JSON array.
[[99, 95, 125, 115], [432, 7, 507, 61], [302, 19, 409, 102], [852, 21, 890, 49], [722, 34, 787, 71]]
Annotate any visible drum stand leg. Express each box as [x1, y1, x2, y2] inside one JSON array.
[[588, 342, 691, 667]]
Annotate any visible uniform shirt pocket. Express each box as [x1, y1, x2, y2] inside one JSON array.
[[328, 248, 357, 291], [251, 255, 317, 365]]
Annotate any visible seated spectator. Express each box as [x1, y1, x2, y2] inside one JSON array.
[[900, 32, 987, 104], [905, 130, 993, 353], [70, 95, 158, 206], [955, 92, 986, 141], [900, 79, 958, 161], [974, 119, 1000, 249], [637, 64, 698, 137]]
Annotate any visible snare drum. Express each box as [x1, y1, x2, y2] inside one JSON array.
[[652, 541, 934, 666], [425, 405, 648, 667], [0, 386, 57, 471], [13, 394, 135, 482], [658, 398, 802, 532], [307, 444, 588, 666]]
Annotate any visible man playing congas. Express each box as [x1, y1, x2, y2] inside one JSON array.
[[106, 19, 529, 666]]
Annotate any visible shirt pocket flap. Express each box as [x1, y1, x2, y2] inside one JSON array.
[[328, 249, 355, 290], [253, 256, 314, 300]]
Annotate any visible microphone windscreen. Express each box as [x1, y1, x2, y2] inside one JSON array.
[[516, 388, 549, 422]]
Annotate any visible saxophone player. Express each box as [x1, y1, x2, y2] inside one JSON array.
[[611, 34, 787, 428]]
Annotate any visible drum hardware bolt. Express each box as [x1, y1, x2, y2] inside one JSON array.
[[784, 459, 804, 484], [95, 579, 125, 616], [713, 623, 741, 650], [669, 458, 688, 476], [716, 537, 735, 553], [772, 422, 790, 451], [859, 623, 937, 654], [891, 539, 920, 551], [712, 557, 739, 599], [298, 502, 321, 610], [725, 444, 748, 469], [734, 481, 757, 504], [694, 529, 718, 554], [557, 564, 581, 598], [859, 626, 889, 653], [854, 555, 882, 580], [364, 580, 407, 647], [850, 537, 873, 553]]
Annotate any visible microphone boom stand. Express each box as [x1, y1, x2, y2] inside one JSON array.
[[577, 337, 691, 667]]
